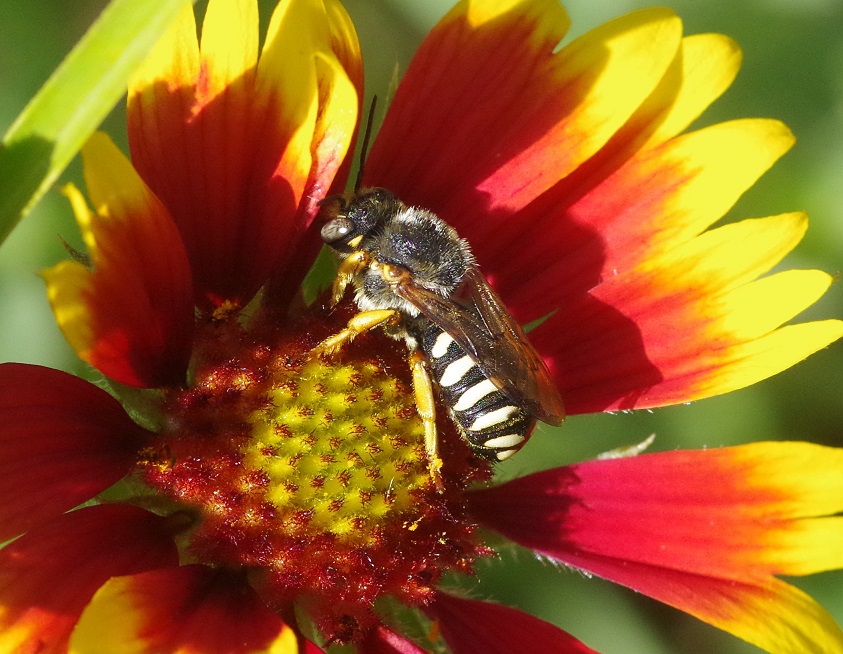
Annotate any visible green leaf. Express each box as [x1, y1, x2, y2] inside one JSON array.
[[0, 0, 191, 246]]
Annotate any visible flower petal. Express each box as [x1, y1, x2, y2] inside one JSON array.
[[0, 363, 147, 542], [129, 2, 199, 92], [262, 0, 363, 310], [531, 212, 843, 412], [303, 641, 326, 654], [491, 118, 795, 318], [360, 2, 833, 415], [427, 592, 598, 654], [361, 624, 429, 654], [603, 573, 843, 654], [0, 505, 179, 653], [128, 0, 261, 309], [43, 133, 194, 388], [198, 0, 259, 99], [641, 33, 741, 148], [301, 0, 362, 219], [366, 4, 680, 219], [499, 33, 743, 264], [128, 0, 358, 311], [468, 442, 843, 653], [585, 31, 742, 169], [70, 565, 298, 654]]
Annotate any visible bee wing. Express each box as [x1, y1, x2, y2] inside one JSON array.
[[395, 267, 565, 424]]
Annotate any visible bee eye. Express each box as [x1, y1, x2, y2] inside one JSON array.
[[321, 218, 355, 245]]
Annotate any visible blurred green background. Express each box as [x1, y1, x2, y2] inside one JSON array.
[[1, 1, 841, 652]]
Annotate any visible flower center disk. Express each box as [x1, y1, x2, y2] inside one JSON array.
[[141, 313, 489, 637], [245, 355, 430, 545]]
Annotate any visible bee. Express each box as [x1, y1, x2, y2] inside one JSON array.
[[312, 188, 565, 483]]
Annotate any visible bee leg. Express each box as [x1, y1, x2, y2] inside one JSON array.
[[409, 349, 443, 490], [331, 250, 370, 306], [312, 309, 401, 357]]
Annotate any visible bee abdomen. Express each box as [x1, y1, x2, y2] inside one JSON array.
[[420, 325, 534, 461]]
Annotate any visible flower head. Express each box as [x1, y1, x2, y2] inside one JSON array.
[[2, 0, 842, 652]]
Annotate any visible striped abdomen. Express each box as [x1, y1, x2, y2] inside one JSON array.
[[418, 322, 535, 461]]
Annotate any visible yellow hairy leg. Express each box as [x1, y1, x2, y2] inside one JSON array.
[[409, 349, 443, 490], [331, 250, 370, 306], [311, 309, 401, 356]]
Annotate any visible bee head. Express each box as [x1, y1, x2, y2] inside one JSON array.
[[320, 188, 399, 254]]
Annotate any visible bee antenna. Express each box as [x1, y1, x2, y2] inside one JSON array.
[[354, 95, 378, 192]]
